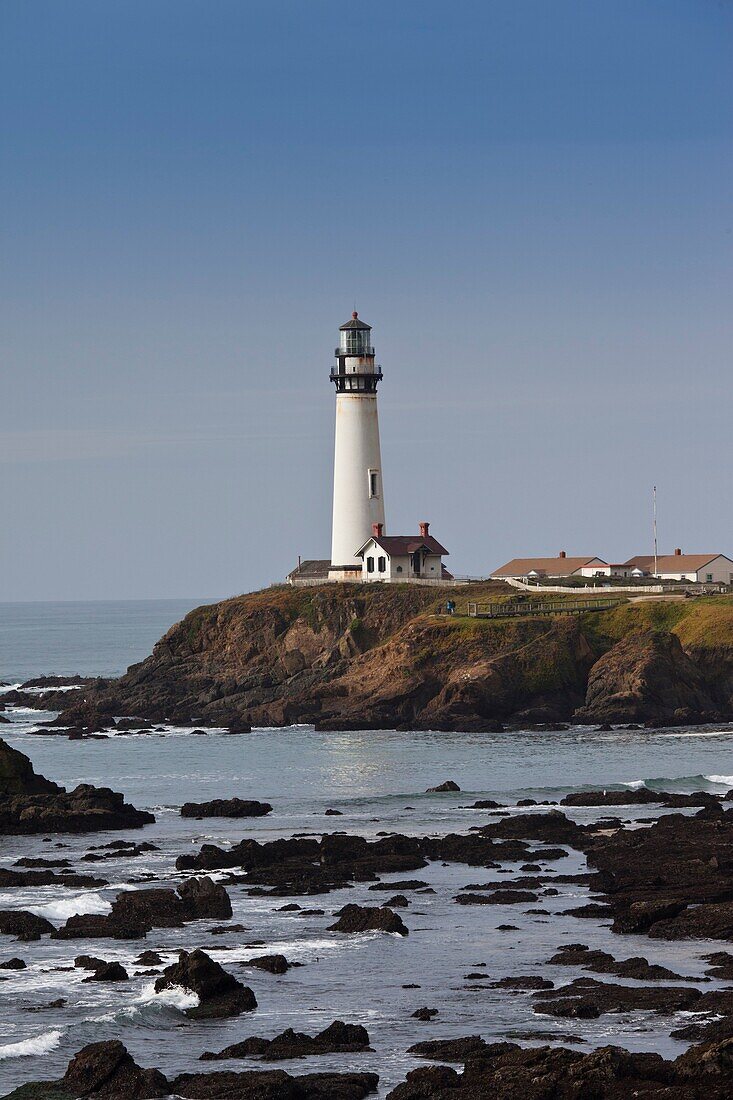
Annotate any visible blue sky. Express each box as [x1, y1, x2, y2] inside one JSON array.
[[1, 0, 731, 599]]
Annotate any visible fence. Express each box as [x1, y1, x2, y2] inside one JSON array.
[[466, 598, 624, 619]]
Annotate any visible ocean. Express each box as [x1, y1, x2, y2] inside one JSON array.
[[1, 600, 733, 1094]]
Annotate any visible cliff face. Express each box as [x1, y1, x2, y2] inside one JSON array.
[[52, 586, 733, 731]]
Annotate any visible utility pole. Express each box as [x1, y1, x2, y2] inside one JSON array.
[[653, 485, 658, 577]]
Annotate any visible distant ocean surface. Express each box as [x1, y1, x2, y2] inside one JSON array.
[[0, 599, 219, 681]]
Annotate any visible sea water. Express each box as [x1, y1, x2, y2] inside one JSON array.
[[1, 601, 733, 1094]]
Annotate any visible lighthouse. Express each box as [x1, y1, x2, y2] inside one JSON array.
[[329, 312, 386, 580]]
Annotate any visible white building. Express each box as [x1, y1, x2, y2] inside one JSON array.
[[329, 313, 386, 582], [652, 551, 733, 584], [491, 552, 610, 581], [355, 522, 450, 583]]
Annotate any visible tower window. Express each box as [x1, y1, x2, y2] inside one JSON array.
[[378, 556, 386, 573], [368, 469, 379, 497]]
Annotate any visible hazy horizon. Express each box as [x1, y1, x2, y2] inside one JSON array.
[[2, 0, 731, 601]]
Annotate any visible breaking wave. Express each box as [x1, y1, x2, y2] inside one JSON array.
[[0, 1030, 63, 1060], [622, 774, 733, 793], [29, 892, 111, 922]]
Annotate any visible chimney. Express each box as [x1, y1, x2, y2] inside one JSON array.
[[372, 522, 383, 539], [419, 521, 430, 538], [559, 550, 567, 559], [675, 547, 682, 556]]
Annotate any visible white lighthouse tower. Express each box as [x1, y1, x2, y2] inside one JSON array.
[[329, 312, 386, 580]]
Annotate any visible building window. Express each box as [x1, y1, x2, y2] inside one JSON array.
[[396, 565, 403, 573], [378, 556, 386, 573], [706, 574, 713, 582], [368, 469, 379, 497], [366, 557, 374, 573]]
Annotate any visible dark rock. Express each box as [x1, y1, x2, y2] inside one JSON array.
[[703, 951, 733, 980], [412, 1007, 439, 1021], [177, 877, 233, 920], [82, 961, 129, 982], [154, 948, 257, 1019], [406, 1036, 490, 1061], [384, 895, 409, 908], [62, 1040, 168, 1099], [0, 743, 155, 835], [324, 809, 343, 816], [491, 975, 554, 990], [328, 904, 408, 936], [478, 810, 586, 848], [0, 868, 108, 888], [242, 954, 290, 974], [53, 877, 232, 939], [181, 798, 272, 819], [533, 977, 701, 1018], [561, 788, 665, 807], [74, 955, 108, 970], [367, 880, 428, 892], [455, 890, 538, 905], [137, 946, 163, 963], [200, 1020, 372, 1061], [171, 1068, 379, 1099], [0, 910, 55, 941], [547, 943, 696, 981], [0, 738, 59, 797], [0, 957, 26, 969], [385, 1043, 683, 1099], [426, 781, 460, 793]]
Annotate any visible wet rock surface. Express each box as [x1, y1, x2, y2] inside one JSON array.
[[328, 904, 408, 936], [154, 949, 257, 1019], [180, 798, 273, 819], [385, 1040, 733, 1099], [532, 976, 702, 1018], [200, 1020, 372, 1061], [0, 740, 154, 835], [2, 1040, 378, 1100], [52, 877, 231, 939]]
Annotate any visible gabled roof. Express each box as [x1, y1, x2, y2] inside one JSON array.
[[339, 311, 371, 331], [491, 556, 606, 577], [623, 556, 656, 570], [654, 553, 730, 572], [356, 535, 449, 557]]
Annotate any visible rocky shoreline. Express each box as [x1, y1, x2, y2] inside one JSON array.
[[3, 585, 732, 732], [5, 732, 733, 1097]]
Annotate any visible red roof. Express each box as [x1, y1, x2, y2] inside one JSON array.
[[357, 535, 449, 557]]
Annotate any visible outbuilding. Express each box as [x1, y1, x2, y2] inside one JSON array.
[[652, 551, 733, 584], [491, 552, 610, 581]]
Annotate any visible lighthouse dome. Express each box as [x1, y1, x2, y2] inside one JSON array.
[[339, 311, 371, 331]]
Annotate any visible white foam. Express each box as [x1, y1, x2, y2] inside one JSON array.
[[0, 1029, 63, 1060], [136, 980, 199, 1011], [29, 892, 111, 921], [621, 780, 645, 789], [705, 775, 733, 786]]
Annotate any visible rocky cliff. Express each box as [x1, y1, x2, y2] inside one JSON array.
[[44, 585, 733, 731]]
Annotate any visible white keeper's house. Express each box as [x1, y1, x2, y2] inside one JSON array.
[[356, 522, 451, 583]]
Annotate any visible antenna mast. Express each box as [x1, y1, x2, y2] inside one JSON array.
[[653, 485, 658, 576]]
